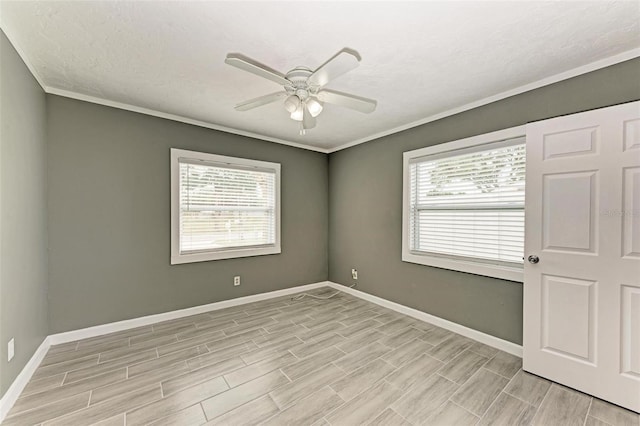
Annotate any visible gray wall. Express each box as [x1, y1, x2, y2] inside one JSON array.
[[328, 58, 640, 345], [5, 29, 640, 376], [0, 31, 49, 397], [47, 96, 328, 333]]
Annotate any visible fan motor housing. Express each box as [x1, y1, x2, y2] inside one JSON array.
[[285, 67, 316, 96]]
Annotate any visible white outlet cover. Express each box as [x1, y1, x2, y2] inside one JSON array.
[[8, 338, 15, 362]]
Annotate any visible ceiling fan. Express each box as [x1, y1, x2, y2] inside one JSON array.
[[225, 48, 377, 135]]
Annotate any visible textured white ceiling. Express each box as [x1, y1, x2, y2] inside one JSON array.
[[1, 1, 639, 151]]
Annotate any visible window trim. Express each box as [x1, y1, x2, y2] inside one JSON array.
[[170, 148, 281, 265], [402, 126, 525, 282]]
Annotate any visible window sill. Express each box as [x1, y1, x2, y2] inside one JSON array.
[[402, 251, 523, 282], [171, 245, 281, 265]]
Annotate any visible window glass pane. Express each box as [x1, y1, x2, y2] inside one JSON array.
[[413, 144, 525, 207], [410, 142, 525, 265], [179, 162, 276, 254]]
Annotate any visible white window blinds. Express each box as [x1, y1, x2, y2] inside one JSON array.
[[408, 138, 526, 266], [178, 159, 276, 254]]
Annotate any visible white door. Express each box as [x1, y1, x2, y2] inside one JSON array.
[[523, 101, 640, 413]]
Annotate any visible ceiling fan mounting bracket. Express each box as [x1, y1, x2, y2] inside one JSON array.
[[285, 66, 313, 83]]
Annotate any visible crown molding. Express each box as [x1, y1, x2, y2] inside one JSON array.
[[3, 19, 638, 155], [45, 88, 330, 154], [325, 47, 640, 153], [2, 24, 330, 154]]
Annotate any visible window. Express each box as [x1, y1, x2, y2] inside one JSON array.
[[402, 127, 526, 282], [171, 149, 280, 264]]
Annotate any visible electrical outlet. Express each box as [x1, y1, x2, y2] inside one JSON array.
[[351, 269, 358, 280], [234, 276, 241, 286], [8, 338, 14, 362]]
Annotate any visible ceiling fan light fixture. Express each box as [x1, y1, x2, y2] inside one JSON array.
[[291, 103, 304, 121], [284, 95, 300, 113], [306, 98, 324, 118]]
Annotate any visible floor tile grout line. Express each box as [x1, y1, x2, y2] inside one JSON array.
[[501, 388, 539, 408], [6, 389, 94, 424], [434, 356, 482, 392], [443, 364, 490, 413], [53, 340, 231, 396], [496, 367, 522, 397], [320, 377, 387, 424], [198, 402, 207, 423], [480, 365, 515, 381], [34, 354, 99, 383], [500, 372, 545, 408], [444, 391, 480, 420], [468, 347, 497, 358], [108, 384, 170, 425], [438, 369, 474, 420], [435, 347, 490, 379], [476, 391, 518, 424], [583, 397, 594, 426], [590, 409, 637, 425], [387, 405, 415, 425], [65, 326, 325, 388], [207, 384, 279, 423], [36, 351, 101, 372], [297, 353, 396, 419], [531, 382, 554, 423], [13, 369, 131, 416], [278, 367, 293, 383], [450, 360, 520, 420], [447, 398, 480, 420]]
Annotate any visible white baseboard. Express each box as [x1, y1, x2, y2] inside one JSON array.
[[49, 281, 329, 345], [0, 336, 51, 423], [327, 281, 523, 357]]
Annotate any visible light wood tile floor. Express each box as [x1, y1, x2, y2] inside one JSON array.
[[4, 287, 639, 425]]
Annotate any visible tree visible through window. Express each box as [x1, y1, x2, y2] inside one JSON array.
[[180, 163, 275, 252], [171, 149, 280, 264]]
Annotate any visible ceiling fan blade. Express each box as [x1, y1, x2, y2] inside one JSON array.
[[234, 92, 286, 111], [225, 53, 291, 86], [303, 105, 317, 130], [317, 89, 377, 113], [308, 48, 361, 87]]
